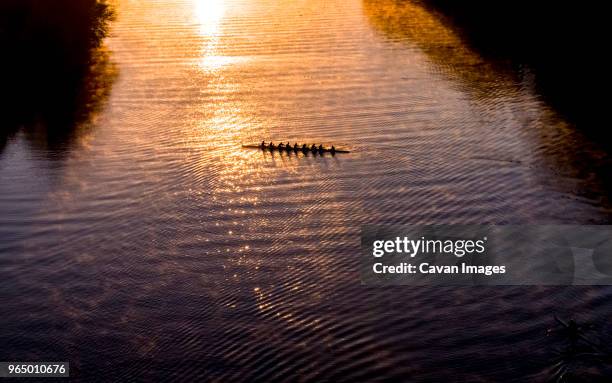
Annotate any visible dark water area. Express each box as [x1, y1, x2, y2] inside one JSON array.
[[1, 0, 612, 381], [0, 0, 115, 155], [364, 0, 612, 216], [418, 0, 597, 128], [410, 0, 612, 227]]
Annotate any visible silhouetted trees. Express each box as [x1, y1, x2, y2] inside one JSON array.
[[417, 0, 590, 125], [1, 0, 113, 64], [0, 0, 115, 153]]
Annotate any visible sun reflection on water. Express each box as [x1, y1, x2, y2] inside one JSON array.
[[195, 0, 225, 37], [194, 0, 248, 71], [186, 2, 350, 314]]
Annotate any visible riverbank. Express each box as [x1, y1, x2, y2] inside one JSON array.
[[417, 0, 590, 126], [0, 0, 114, 152]]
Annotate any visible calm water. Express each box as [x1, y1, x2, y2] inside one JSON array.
[[1, 0, 611, 380]]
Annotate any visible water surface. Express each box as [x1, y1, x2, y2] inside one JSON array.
[[1, 0, 611, 380]]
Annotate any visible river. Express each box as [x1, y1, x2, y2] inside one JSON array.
[[1, 0, 611, 380]]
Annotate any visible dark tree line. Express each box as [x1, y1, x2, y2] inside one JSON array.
[[417, 0, 598, 127], [1, 0, 113, 68], [0, 0, 115, 153]]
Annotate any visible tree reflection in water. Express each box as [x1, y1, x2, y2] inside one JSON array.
[[0, 0, 117, 156]]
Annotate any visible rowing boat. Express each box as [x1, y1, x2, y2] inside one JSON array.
[[242, 144, 350, 154]]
